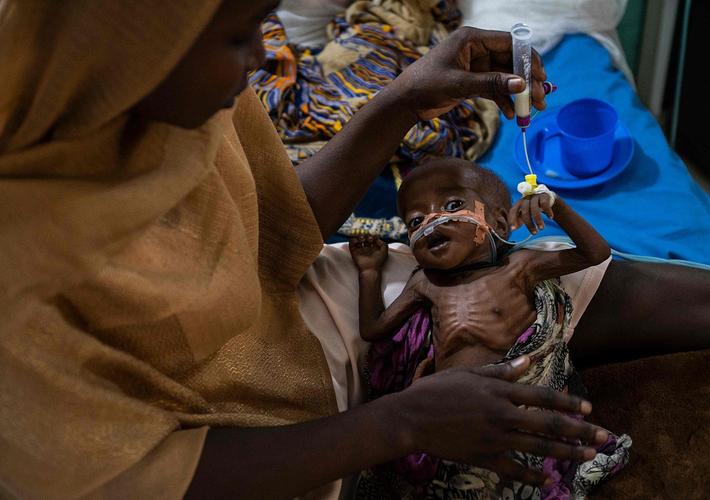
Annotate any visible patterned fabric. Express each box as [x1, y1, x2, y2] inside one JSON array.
[[338, 213, 409, 241], [248, 1, 500, 240], [357, 279, 632, 499]]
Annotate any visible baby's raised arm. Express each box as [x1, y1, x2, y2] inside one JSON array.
[[349, 235, 426, 342], [508, 193, 610, 282]]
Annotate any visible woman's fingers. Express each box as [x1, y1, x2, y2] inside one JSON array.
[[392, 26, 551, 121], [531, 48, 546, 82], [506, 384, 592, 415], [503, 432, 597, 462], [494, 95, 515, 120], [449, 69, 524, 102], [412, 357, 435, 382], [512, 409, 609, 445], [530, 49, 547, 110], [470, 376, 605, 449], [530, 78, 545, 110], [470, 356, 530, 382]]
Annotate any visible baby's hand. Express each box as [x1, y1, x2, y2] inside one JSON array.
[[508, 193, 556, 234], [349, 234, 388, 272]]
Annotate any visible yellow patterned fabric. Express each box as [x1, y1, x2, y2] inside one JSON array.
[[0, 2, 336, 498], [250, 1, 499, 166]]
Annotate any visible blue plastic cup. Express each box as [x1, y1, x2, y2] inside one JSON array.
[[536, 98, 618, 178]]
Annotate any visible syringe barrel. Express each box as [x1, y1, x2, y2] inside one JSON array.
[[511, 23, 532, 86], [511, 23, 533, 126]]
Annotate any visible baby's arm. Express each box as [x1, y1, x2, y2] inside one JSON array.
[[349, 235, 425, 342], [508, 193, 610, 281]]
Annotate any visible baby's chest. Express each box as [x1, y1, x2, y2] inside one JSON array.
[[429, 275, 532, 336]]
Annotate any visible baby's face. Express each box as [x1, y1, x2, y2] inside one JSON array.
[[399, 168, 503, 270]]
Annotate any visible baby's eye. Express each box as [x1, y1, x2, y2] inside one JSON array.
[[444, 200, 464, 212], [408, 216, 424, 230]]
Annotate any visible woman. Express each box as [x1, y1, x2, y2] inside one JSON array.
[[1, 1, 707, 498]]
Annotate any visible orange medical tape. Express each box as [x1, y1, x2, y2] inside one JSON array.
[[409, 201, 490, 245]]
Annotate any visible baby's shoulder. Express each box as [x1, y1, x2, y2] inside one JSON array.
[[505, 248, 561, 282], [405, 267, 431, 294], [507, 247, 537, 263]]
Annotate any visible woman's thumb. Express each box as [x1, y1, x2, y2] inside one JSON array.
[[452, 70, 525, 98], [472, 356, 530, 381]]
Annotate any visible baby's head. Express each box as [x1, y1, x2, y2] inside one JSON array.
[[397, 158, 512, 270]]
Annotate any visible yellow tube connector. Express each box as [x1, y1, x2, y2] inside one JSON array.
[[525, 174, 538, 189]]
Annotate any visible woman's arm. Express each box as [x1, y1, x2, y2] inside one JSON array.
[[296, 27, 548, 239], [186, 392, 405, 500], [296, 86, 417, 240], [185, 357, 609, 500], [572, 260, 710, 367]]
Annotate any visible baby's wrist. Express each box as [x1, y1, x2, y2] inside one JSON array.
[[552, 197, 567, 210]]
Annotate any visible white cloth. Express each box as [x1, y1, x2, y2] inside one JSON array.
[[299, 241, 611, 412], [276, 0, 634, 83], [458, 0, 635, 85], [276, 0, 351, 47]]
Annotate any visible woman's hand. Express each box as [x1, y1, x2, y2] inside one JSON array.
[[390, 356, 608, 485], [388, 26, 547, 121], [186, 356, 606, 498]]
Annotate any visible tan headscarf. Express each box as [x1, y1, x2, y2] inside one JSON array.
[[0, 1, 337, 498]]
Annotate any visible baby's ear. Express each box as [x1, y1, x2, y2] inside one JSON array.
[[494, 207, 510, 238]]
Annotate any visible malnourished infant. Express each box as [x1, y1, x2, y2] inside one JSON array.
[[351, 158, 630, 500]]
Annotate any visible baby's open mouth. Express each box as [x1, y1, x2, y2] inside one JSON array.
[[426, 231, 450, 250]]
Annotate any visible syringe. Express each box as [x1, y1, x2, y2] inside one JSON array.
[[511, 22, 557, 183], [511, 22, 533, 130]]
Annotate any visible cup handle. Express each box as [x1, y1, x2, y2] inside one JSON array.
[[535, 123, 561, 166]]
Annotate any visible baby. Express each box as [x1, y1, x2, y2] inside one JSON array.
[[350, 158, 630, 500]]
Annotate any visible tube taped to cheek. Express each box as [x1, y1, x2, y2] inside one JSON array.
[[409, 202, 489, 247]]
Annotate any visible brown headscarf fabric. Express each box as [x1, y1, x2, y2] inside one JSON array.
[[0, 1, 337, 498]]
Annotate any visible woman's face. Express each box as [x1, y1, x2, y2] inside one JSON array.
[[133, 0, 278, 129]]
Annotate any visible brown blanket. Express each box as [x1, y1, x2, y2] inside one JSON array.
[[581, 349, 710, 498]]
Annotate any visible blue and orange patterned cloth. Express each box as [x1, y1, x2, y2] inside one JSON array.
[[248, 1, 500, 241]]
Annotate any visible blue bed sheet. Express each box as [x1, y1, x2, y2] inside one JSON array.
[[479, 34, 710, 264]]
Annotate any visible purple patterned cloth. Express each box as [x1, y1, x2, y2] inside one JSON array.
[[367, 307, 437, 483], [363, 281, 631, 498], [367, 307, 432, 400]]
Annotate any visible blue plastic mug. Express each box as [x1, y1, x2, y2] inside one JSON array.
[[536, 98, 619, 178]]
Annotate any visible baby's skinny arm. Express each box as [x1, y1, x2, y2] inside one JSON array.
[[529, 198, 610, 281], [358, 270, 424, 342]]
